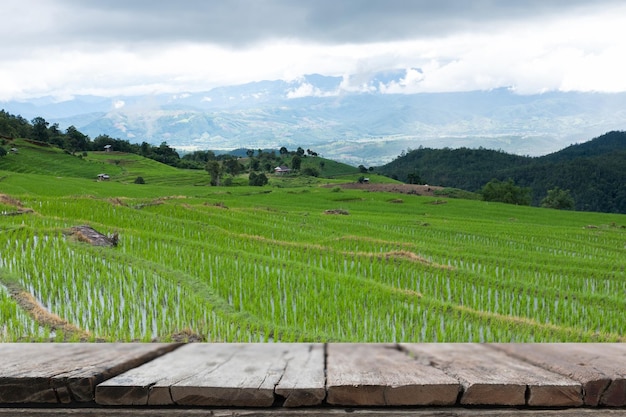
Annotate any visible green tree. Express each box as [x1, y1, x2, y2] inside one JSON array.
[[249, 172, 268, 186], [92, 134, 115, 151], [223, 157, 243, 176], [206, 161, 222, 186], [541, 187, 575, 210], [152, 142, 180, 165], [31, 117, 50, 143], [249, 158, 260, 171], [279, 146, 289, 155], [0, 111, 17, 138], [182, 150, 216, 164], [291, 155, 302, 170], [406, 172, 421, 184], [140, 141, 151, 156], [65, 125, 90, 153], [481, 178, 531, 205], [0, 147, 6, 157]]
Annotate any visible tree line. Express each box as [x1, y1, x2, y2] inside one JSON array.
[[0, 109, 319, 187], [377, 131, 626, 213], [0, 110, 192, 167]]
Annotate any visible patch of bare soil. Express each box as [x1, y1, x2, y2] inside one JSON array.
[[378, 250, 453, 270], [0, 194, 22, 206], [4, 282, 91, 341], [108, 197, 127, 206], [68, 225, 118, 246], [23, 138, 52, 147], [324, 209, 350, 215], [0, 194, 34, 216], [384, 250, 432, 264], [394, 288, 423, 298], [168, 328, 206, 343], [205, 201, 229, 209], [326, 183, 444, 196]]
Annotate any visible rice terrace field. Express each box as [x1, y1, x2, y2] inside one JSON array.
[[1, 140, 625, 342]]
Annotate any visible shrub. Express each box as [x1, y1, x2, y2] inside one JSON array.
[[134, 176, 145, 184], [249, 172, 268, 186], [302, 167, 319, 177], [481, 178, 531, 205], [541, 187, 575, 210]]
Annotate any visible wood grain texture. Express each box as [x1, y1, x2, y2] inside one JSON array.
[[0, 343, 178, 404], [326, 344, 460, 406], [402, 344, 583, 407], [491, 343, 626, 406], [1, 408, 626, 417], [274, 343, 326, 407], [4, 343, 626, 412], [97, 343, 325, 407]]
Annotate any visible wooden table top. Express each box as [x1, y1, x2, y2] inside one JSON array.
[[0, 343, 625, 416]]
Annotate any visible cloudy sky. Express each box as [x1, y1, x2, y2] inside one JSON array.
[[2, 0, 626, 101]]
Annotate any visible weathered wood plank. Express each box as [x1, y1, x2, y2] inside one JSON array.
[[491, 343, 626, 406], [96, 343, 204, 405], [2, 408, 626, 417], [97, 343, 324, 407], [170, 344, 322, 407], [326, 343, 460, 406], [403, 344, 583, 407], [274, 343, 326, 407], [0, 343, 178, 404]]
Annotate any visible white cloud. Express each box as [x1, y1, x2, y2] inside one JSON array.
[[379, 68, 426, 94], [1, 2, 625, 101], [286, 83, 315, 98], [287, 82, 336, 98], [337, 74, 379, 94]]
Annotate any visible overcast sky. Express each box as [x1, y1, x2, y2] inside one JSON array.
[[2, 0, 626, 101]]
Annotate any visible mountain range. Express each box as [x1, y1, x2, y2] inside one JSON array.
[[3, 71, 626, 165]]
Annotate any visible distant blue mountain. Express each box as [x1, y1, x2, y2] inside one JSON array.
[[2, 71, 626, 165]]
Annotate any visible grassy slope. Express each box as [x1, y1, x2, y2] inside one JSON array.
[[1, 141, 625, 342]]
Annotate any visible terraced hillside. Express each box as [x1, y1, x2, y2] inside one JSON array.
[[1, 140, 625, 342]]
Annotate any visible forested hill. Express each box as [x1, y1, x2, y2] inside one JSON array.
[[377, 131, 626, 213]]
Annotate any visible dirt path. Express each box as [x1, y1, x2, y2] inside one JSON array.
[[0, 194, 34, 216], [3, 282, 92, 341], [325, 183, 444, 196]]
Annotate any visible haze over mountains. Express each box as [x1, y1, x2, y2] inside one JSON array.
[[4, 71, 626, 165]]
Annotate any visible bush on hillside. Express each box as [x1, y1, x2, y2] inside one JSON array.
[[541, 187, 575, 210], [302, 167, 319, 177], [481, 178, 531, 205], [249, 172, 268, 186]]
